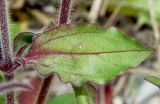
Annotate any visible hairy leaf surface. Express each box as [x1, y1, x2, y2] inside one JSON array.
[[25, 24, 151, 85]]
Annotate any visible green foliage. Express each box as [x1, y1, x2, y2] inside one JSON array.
[[108, 0, 160, 26], [9, 21, 33, 57], [47, 93, 76, 104], [13, 32, 33, 55], [74, 84, 96, 104], [25, 24, 151, 85], [145, 76, 160, 88], [0, 94, 5, 104]]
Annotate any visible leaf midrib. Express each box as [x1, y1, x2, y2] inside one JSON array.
[[47, 50, 149, 56], [26, 49, 149, 60]]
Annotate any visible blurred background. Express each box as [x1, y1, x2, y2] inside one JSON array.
[[7, 0, 160, 104]]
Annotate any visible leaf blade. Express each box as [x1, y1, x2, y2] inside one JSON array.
[[25, 24, 151, 85]]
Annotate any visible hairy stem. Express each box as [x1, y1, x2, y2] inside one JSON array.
[[59, 0, 72, 25], [0, 0, 14, 104], [0, 0, 13, 68], [36, 0, 72, 103], [36, 74, 54, 104], [4, 74, 14, 104]]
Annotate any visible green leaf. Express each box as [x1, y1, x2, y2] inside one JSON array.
[[9, 20, 33, 57], [145, 76, 160, 88], [0, 93, 5, 104], [13, 32, 33, 50], [74, 84, 96, 104], [108, 0, 160, 26], [47, 93, 76, 104], [25, 24, 151, 85], [13, 32, 34, 57]]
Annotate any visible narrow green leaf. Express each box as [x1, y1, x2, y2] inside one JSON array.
[[25, 24, 151, 85], [145, 76, 160, 88]]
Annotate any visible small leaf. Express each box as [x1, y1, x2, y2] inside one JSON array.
[[13, 32, 33, 52], [145, 76, 160, 88], [25, 24, 151, 85]]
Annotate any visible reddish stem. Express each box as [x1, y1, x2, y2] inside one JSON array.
[[36, 74, 54, 104], [0, 0, 15, 104], [4, 74, 14, 104], [104, 84, 113, 104], [59, 0, 72, 25], [0, 0, 13, 69], [96, 84, 113, 104]]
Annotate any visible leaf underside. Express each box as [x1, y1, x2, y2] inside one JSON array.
[[25, 24, 151, 85], [145, 76, 160, 88]]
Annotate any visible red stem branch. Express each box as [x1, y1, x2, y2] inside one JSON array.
[[36, 74, 54, 104]]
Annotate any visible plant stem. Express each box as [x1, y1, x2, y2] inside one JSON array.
[[0, 0, 13, 69], [96, 85, 105, 104], [36, 74, 54, 104], [74, 84, 96, 104], [104, 84, 113, 104], [96, 84, 113, 104], [0, 42, 2, 65], [59, 0, 72, 25], [36, 0, 72, 103], [74, 86, 89, 104], [4, 74, 14, 104], [0, 0, 15, 104]]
